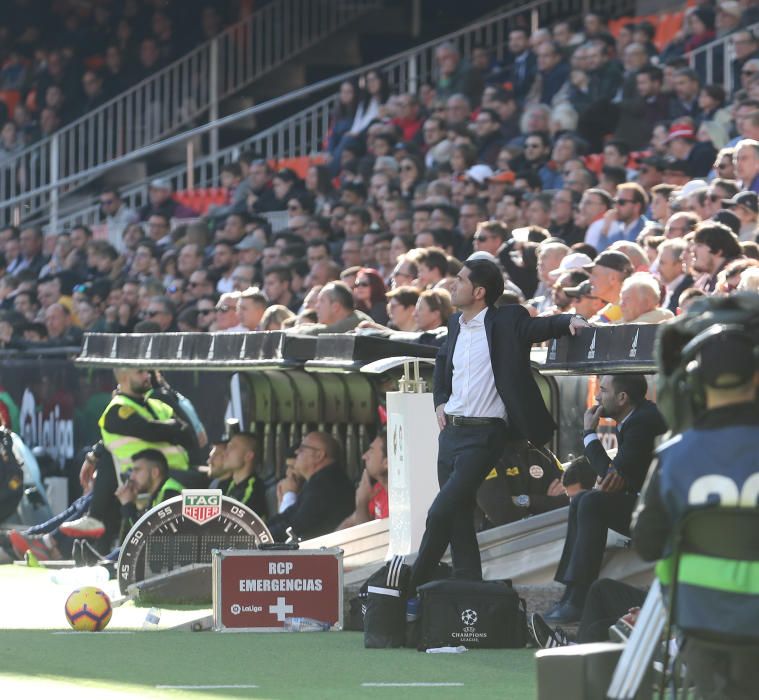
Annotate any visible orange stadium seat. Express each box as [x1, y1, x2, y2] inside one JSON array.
[[0, 90, 20, 116], [174, 187, 230, 215], [270, 155, 326, 179], [607, 3, 690, 50]]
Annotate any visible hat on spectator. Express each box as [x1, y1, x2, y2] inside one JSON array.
[[467, 251, 500, 264], [466, 164, 494, 184], [150, 178, 173, 191], [374, 155, 399, 174], [563, 280, 595, 299], [548, 252, 593, 278], [661, 156, 690, 174], [235, 235, 266, 252], [487, 170, 516, 184], [722, 191, 759, 214], [583, 250, 633, 275], [718, 1, 742, 18], [712, 209, 742, 235], [665, 124, 696, 143], [677, 179, 709, 198], [637, 155, 666, 170]]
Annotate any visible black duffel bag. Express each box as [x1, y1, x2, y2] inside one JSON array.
[[363, 556, 410, 648], [418, 579, 527, 649]]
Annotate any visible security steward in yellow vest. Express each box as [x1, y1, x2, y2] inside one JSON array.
[[60, 367, 196, 540], [219, 431, 268, 519], [115, 448, 184, 549]]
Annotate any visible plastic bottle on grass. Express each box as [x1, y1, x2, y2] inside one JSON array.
[[283, 617, 331, 632], [141, 607, 161, 630]]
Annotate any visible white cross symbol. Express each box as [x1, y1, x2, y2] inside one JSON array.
[[269, 596, 294, 622]]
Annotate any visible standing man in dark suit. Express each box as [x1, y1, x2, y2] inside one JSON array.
[[407, 259, 588, 598], [546, 374, 666, 623]]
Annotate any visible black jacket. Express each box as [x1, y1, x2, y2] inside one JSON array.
[[666, 274, 694, 314], [584, 399, 667, 494], [268, 461, 354, 542], [433, 305, 574, 446]]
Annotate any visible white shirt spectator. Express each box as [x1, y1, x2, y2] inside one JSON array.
[[444, 307, 507, 420], [105, 204, 138, 253]]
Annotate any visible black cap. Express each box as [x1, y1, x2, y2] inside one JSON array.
[[712, 209, 741, 235], [564, 279, 595, 299], [662, 156, 690, 174], [637, 155, 666, 171], [583, 250, 634, 275], [697, 327, 756, 389], [722, 191, 759, 214]]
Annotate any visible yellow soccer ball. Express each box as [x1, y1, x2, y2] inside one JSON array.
[[64, 586, 113, 631]]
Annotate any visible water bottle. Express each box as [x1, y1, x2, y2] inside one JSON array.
[[141, 607, 162, 630], [282, 616, 331, 632]]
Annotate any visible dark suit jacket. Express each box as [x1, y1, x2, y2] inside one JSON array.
[[584, 399, 667, 494], [666, 274, 693, 314], [433, 305, 573, 446], [267, 461, 354, 542]]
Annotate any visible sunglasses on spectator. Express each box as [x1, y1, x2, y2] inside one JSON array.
[[614, 198, 635, 205], [197, 308, 215, 315], [146, 310, 163, 317], [473, 234, 492, 241]]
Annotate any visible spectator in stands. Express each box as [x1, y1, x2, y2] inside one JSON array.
[[619, 272, 674, 323], [6, 227, 46, 278], [413, 289, 453, 332], [691, 222, 743, 292], [99, 188, 137, 254], [352, 268, 388, 324], [507, 28, 537, 102], [722, 191, 759, 241], [656, 238, 693, 313], [263, 265, 300, 313], [734, 139, 759, 192], [435, 42, 483, 106], [268, 431, 354, 542], [291, 281, 370, 335], [212, 292, 242, 332], [381, 286, 419, 331], [338, 429, 389, 529], [145, 296, 177, 333], [237, 288, 267, 331], [546, 374, 666, 623], [563, 279, 605, 319], [600, 183, 649, 250], [138, 179, 197, 221], [584, 250, 634, 323]]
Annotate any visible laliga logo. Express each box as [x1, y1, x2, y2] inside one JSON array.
[[461, 609, 478, 626], [231, 604, 241, 615]]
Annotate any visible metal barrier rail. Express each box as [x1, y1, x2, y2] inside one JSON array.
[[0, 0, 380, 226], [687, 22, 759, 89], [11, 0, 638, 232]]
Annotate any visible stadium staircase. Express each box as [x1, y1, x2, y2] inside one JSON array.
[[27, 0, 645, 234]]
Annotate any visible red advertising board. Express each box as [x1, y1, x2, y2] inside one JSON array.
[[212, 548, 343, 631]]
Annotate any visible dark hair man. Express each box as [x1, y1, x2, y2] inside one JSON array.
[[338, 430, 389, 529], [406, 259, 587, 605], [692, 222, 743, 293], [547, 374, 666, 623], [633, 325, 759, 697]]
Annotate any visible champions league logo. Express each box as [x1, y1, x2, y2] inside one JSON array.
[[452, 608, 487, 643], [461, 609, 478, 626]]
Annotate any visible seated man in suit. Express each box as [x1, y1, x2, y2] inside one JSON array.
[[546, 374, 666, 623], [268, 431, 354, 542]]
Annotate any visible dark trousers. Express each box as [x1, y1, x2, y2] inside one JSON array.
[[554, 489, 637, 601], [409, 422, 507, 593], [577, 578, 646, 643], [682, 637, 759, 700]]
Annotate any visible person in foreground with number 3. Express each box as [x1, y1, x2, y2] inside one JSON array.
[[406, 258, 589, 611]]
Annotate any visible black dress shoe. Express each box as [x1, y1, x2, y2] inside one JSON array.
[[544, 602, 582, 624]]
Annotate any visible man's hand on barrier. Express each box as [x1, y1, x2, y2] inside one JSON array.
[[435, 404, 447, 431], [568, 315, 590, 335], [600, 469, 625, 493]]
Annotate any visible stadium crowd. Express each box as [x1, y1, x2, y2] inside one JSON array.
[[2, 4, 759, 348], [0, 0, 243, 148]]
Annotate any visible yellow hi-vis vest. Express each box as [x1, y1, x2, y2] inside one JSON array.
[[98, 393, 190, 474]]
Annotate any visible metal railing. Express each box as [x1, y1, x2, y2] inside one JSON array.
[[16, 0, 636, 233], [688, 23, 759, 90], [0, 0, 380, 226]]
